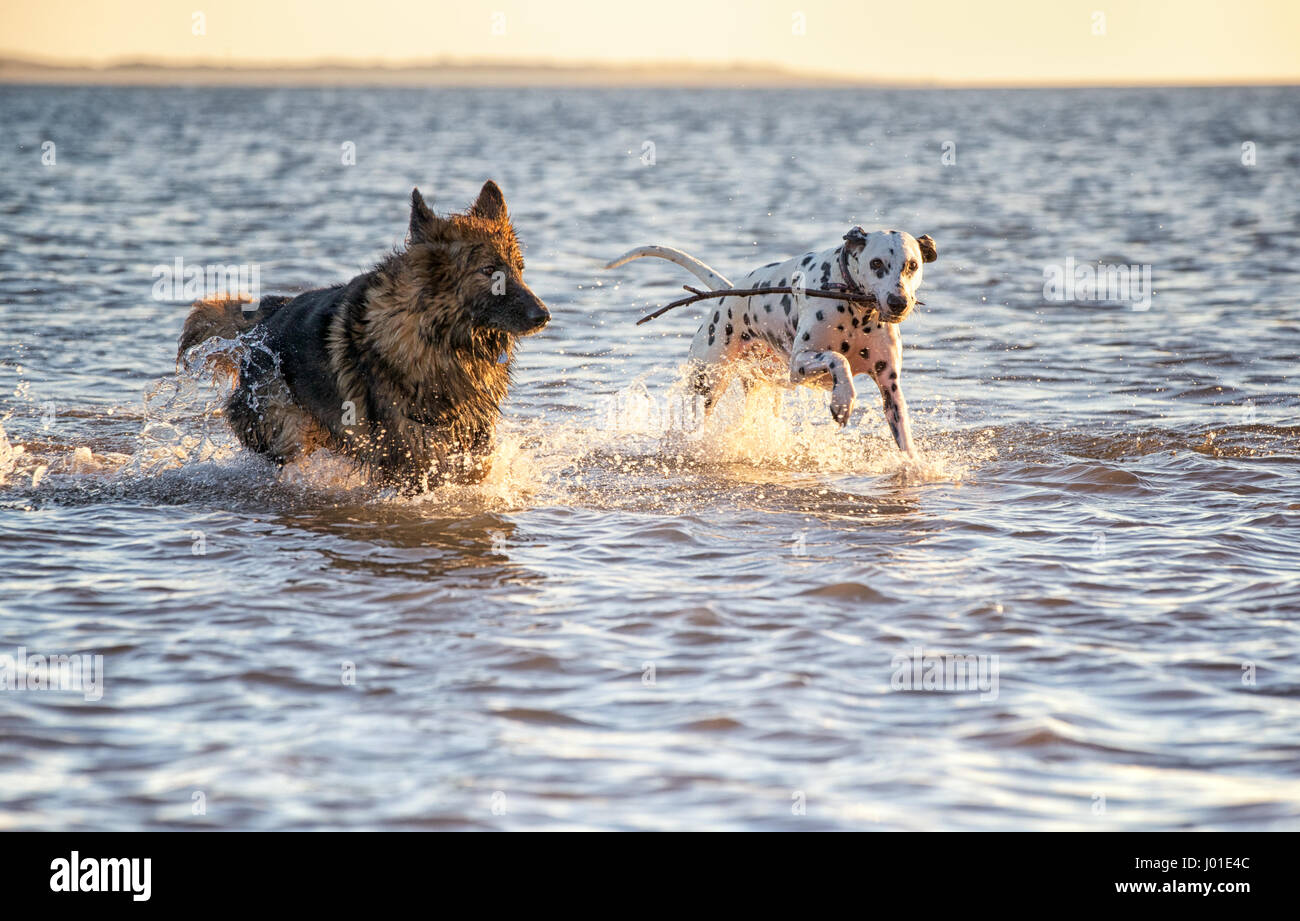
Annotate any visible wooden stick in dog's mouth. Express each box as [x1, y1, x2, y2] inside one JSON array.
[[637, 285, 924, 326]]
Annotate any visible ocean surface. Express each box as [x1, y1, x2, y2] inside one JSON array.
[[1, 85, 1297, 830]]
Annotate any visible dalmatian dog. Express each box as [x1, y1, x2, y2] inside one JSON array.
[[606, 227, 937, 454]]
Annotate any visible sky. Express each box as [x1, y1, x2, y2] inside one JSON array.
[[2, 0, 1298, 85]]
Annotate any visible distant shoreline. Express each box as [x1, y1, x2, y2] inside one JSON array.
[[0, 56, 878, 88], [1, 56, 1295, 89]]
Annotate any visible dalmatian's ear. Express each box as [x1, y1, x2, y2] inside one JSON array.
[[917, 234, 938, 263], [842, 226, 870, 250]]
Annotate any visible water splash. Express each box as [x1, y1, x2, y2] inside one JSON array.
[[3, 350, 993, 511]]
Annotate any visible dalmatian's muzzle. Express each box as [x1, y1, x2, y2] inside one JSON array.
[[839, 226, 921, 324]]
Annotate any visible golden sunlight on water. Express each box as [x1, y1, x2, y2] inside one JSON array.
[[1, 83, 1297, 831]]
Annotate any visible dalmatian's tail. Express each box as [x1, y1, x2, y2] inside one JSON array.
[[604, 246, 734, 290]]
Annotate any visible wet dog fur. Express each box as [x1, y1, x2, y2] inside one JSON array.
[[177, 181, 550, 492]]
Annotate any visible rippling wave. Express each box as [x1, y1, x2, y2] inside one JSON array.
[[1, 85, 1297, 830]]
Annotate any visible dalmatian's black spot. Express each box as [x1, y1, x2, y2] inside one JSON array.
[[815, 310, 824, 321], [798, 367, 806, 376], [778, 278, 786, 287], [713, 311, 720, 324], [802, 332, 810, 341], [764, 303, 772, 313], [764, 261, 779, 268], [801, 254, 813, 266], [780, 294, 790, 308], [840, 341, 849, 353], [891, 383, 897, 391], [836, 325, 844, 331], [889, 371, 896, 379], [876, 269, 886, 279], [851, 317, 859, 327], [859, 348, 870, 360], [874, 360, 886, 374], [725, 323, 733, 339], [837, 305, 845, 313]]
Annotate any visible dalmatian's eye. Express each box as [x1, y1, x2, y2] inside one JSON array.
[[869, 258, 884, 271], [907, 260, 918, 273]]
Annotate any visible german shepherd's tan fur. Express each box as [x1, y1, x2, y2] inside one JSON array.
[[178, 181, 550, 492]]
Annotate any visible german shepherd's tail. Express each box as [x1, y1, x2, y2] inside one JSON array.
[[604, 246, 734, 290], [177, 294, 285, 380]]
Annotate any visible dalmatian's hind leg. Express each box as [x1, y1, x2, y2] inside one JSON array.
[[740, 340, 790, 420], [685, 298, 746, 414], [741, 373, 786, 423]]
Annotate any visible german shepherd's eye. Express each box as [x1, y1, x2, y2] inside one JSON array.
[[479, 265, 497, 277], [870, 258, 884, 271]]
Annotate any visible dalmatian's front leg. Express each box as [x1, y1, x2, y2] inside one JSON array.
[[789, 347, 856, 427], [858, 322, 916, 456], [789, 303, 859, 425]]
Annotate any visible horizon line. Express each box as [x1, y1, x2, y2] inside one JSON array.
[[1, 53, 1297, 90]]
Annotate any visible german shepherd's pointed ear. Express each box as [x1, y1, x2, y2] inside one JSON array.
[[917, 234, 938, 263], [469, 180, 508, 223], [409, 187, 441, 245]]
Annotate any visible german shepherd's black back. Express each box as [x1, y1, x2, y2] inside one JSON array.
[[178, 181, 550, 492]]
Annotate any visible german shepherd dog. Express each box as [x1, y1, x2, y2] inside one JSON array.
[[177, 181, 550, 492]]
